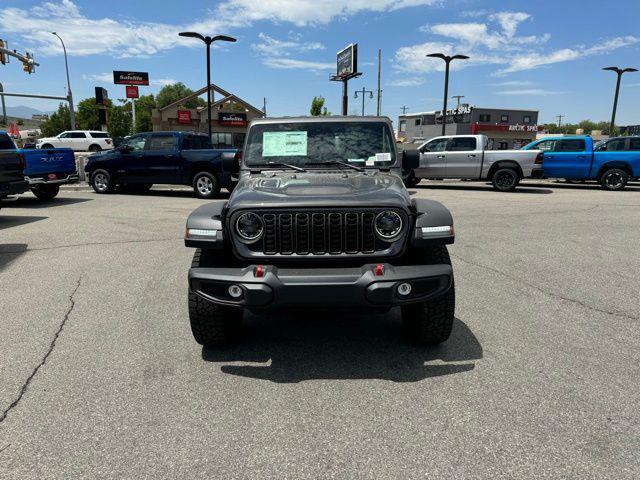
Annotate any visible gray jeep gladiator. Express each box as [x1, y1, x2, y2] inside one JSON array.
[[184, 116, 456, 347]]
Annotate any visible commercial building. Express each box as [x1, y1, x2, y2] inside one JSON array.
[[152, 84, 264, 149], [398, 105, 540, 149]]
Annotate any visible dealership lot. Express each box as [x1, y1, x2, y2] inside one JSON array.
[[1, 182, 639, 479]]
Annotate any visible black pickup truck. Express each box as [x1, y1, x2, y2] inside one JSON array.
[[0, 132, 28, 210], [183, 117, 456, 348], [84, 131, 239, 198]]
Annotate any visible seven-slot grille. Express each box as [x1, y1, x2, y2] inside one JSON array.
[[238, 209, 403, 256]]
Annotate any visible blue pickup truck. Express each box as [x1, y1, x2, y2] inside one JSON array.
[[0, 131, 77, 202], [84, 131, 239, 199], [523, 136, 640, 190]]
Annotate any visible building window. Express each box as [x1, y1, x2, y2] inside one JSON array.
[[399, 120, 407, 132], [498, 141, 509, 150], [211, 132, 233, 148], [500, 114, 509, 123], [523, 115, 531, 124], [479, 114, 491, 122], [415, 118, 422, 126]]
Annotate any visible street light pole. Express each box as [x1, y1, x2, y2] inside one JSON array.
[[602, 66, 637, 135], [427, 53, 469, 136], [179, 32, 236, 140], [51, 32, 75, 128], [354, 87, 374, 116]]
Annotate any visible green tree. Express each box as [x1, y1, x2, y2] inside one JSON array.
[[108, 105, 133, 138], [156, 82, 205, 109], [76, 97, 110, 130], [40, 103, 71, 136], [310, 96, 330, 116], [133, 94, 156, 133]]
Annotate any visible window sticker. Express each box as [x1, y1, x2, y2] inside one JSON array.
[[263, 131, 308, 157], [376, 152, 392, 162]]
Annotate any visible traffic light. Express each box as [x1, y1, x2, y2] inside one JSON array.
[[22, 52, 35, 74], [0, 39, 7, 65]]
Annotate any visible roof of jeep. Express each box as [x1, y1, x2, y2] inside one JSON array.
[[248, 115, 393, 126]]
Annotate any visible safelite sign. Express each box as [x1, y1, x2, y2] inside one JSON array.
[[218, 112, 247, 127]]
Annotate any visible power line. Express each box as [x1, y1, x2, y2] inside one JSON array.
[[556, 114, 565, 127]]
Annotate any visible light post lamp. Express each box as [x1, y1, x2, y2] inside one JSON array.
[[51, 32, 75, 128], [427, 53, 469, 135], [178, 32, 236, 141], [602, 66, 637, 135], [354, 87, 374, 116]]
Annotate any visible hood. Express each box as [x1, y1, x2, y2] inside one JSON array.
[[227, 171, 410, 210], [37, 137, 57, 143]]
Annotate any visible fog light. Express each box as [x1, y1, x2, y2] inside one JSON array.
[[397, 282, 412, 296], [227, 285, 243, 298]]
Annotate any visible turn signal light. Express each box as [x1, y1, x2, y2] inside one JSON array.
[[535, 152, 544, 165]]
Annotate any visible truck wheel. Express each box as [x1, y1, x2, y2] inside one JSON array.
[[41, 144, 54, 150], [188, 249, 243, 347], [193, 172, 220, 199], [401, 246, 455, 345], [599, 168, 628, 191], [492, 168, 519, 192], [402, 170, 421, 188], [90, 169, 115, 194], [89, 144, 102, 152], [31, 184, 60, 201]]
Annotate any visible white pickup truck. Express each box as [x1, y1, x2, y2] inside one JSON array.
[[403, 134, 543, 191]]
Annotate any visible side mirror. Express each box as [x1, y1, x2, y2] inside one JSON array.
[[118, 144, 133, 153], [402, 149, 420, 170]]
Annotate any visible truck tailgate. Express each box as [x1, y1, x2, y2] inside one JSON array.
[[23, 148, 76, 176], [0, 150, 24, 184]]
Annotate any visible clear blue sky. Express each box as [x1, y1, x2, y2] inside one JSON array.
[[1, 0, 639, 125]]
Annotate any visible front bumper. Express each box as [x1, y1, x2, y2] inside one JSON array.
[[189, 263, 453, 309], [25, 173, 79, 185]]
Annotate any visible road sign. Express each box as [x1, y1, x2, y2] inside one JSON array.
[[126, 85, 139, 99], [336, 44, 358, 79], [113, 71, 149, 86]]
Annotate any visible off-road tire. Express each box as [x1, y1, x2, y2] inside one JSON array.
[[401, 246, 455, 345], [192, 172, 220, 199], [491, 168, 520, 192], [599, 168, 628, 191], [188, 249, 243, 347], [90, 169, 115, 194], [31, 184, 60, 201]]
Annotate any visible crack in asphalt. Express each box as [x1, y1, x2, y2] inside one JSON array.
[[0, 277, 82, 424], [0, 238, 181, 255], [451, 253, 639, 322]]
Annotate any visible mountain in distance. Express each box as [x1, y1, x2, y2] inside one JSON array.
[[3, 105, 55, 119]]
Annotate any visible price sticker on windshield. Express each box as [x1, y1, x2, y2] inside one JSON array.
[[263, 132, 308, 157]]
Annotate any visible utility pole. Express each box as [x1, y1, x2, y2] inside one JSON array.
[[354, 87, 374, 116], [0, 83, 7, 125], [400, 106, 409, 115], [427, 53, 470, 135], [51, 33, 75, 128], [376, 49, 382, 116], [452, 95, 465, 107], [556, 114, 564, 128], [263, 97, 267, 117], [602, 66, 638, 134]]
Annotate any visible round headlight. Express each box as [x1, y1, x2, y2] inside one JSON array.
[[375, 211, 403, 241], [235, 212, 264, 242]]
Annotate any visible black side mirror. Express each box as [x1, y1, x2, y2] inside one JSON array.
[[402, 149, 420, 170], [118, 144, 133, 153]]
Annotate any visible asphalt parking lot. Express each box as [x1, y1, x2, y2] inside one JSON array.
[[1, 180, 639, 479]]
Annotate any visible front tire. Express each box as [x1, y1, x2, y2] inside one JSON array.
[[401, 246, 455, 345], [192, 171, 220, 199], [599, 168, 628, 191], [491, 168, 520, 192], [31, 184, 60, 201], [90, 169, 115, 194], [402, 169, 421, 188], [188, 249, 243, 347]]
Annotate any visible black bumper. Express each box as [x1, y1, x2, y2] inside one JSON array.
[[189, 263, 453, 309], [0, 179, 29, 197], [531, 168, 545, 179]]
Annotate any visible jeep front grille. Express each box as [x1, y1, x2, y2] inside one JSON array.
[[233, 209, 405, 257]]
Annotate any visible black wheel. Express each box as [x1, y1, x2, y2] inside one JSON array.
[[401, 246, 455, 345], [31, 184, 60, 201], [41, 144, 54, 150], [402, 169, 421, 188], [599, 168, 628, 191], [188, 249, 243, 347], [88, 144, 102, 152], [90, 169, 115, 194], [192, 171, 220, 199], [491, 168, 520, 192]]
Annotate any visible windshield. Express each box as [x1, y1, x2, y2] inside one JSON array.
[[244, 121, 396, 169]]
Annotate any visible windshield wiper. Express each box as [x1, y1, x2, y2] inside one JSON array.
[[266, 161, 306, 172], [308, 160, 364, 172]]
